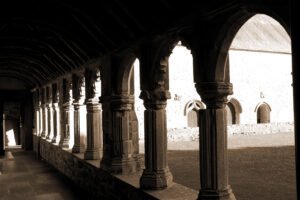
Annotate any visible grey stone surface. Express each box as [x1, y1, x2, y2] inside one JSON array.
[[0, 149, 86, 200], [38, 138, 198, 200]]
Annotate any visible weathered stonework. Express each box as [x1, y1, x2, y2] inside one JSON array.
[[84, 67, 102, 160], [227, 122, 294, 135], [37, 136, 198, 200], [133, 44, 293, 141]]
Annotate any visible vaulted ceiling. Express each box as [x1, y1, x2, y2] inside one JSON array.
[[0, 0, 290, 89]]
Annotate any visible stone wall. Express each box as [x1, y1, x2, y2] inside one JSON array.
[[36, 135, 198, 200], [229, 50, 293, 124], [134, 46, 294, 140], [227, 122, 294, 135], [165, 122, 294, 142]]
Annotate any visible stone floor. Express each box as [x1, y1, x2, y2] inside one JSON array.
[[0, 149, 87, 200], [0, 132, 295, 200], [139, 132, 294, 152]]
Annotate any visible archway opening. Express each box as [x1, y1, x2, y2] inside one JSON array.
[[227, 14, 295, 199], [256, 102, 272, 123], [167, 41, 202, 142]]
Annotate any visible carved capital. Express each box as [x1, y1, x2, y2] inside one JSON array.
[[72, 73, 85, 104], [46, 85, 52, 104], [46, 102, 52, 109], [52, 83, 58, 103], [52, 102, 59, 110], [62, 77, 72, 104], [195, 82, 233, 108], [73, 103, 83, 111], [110, 95, 134, 111], [86, 101, 101, 112], [40, 88, 46, 105], [140, 90, 170, 109], [33, 90, 41, 109], [85, 68, 101, 100]]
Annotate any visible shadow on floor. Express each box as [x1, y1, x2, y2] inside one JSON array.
[[166, 146, 296, 200], [0, 149, 89, 200], [1, 146, 296, 200]]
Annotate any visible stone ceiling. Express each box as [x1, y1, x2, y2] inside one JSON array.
[[0, 0, 290, 89]]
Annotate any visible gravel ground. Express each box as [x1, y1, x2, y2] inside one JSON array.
[[140, 132, 296, 200]]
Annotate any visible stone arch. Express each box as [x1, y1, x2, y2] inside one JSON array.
[[116, 35, 187, 96], [226, 97, 242, 125], [207, 5, 291, 82], [255, 102, 272, 123], [184, 100, 206, 127], [112, 51, 137, 95], [143, 35, 193, 85]]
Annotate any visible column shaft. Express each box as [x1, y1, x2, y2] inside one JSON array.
[[46, 103, 52, 140], [35, 109, 39, 136], [39, 106, 42, 136], [101, 95, 139, 173], [61, 103, 71, 148], [84, 100, 102, 160], [51, 103, 59, 143], [72, 104, 85, 153], [196, 82, 235, 200], [140, 91, 173, 189], [41, 104, 47, 138], [291, 1, 300, 197]]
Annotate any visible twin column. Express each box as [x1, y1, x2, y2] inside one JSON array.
[[139, 90, 173, 189], [196, 82, 236, 200]]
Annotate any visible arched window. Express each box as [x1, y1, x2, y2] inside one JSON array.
[[255, 102, 272, 124], [184, 100, 206, 127], [226, 98, 242, 125], [225, 104, 233, 125]]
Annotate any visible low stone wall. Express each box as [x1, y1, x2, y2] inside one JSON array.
[[165, 122, 294, 142], [38, 138, 154, 200], [167, 128, 199, 142], [227, 122, 294, 136], [36, 136, 198, 200]]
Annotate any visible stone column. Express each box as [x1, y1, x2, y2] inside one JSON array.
[[1, 106, 4, 156], [58, 80, 64, 146], [72, 72, 86, 153], [46, 86, 53, 141], [59, 77, 72, 148], [291, 1, 300, 196], [32, 90, 40, 154], [84, 68, 102, 160], [40, 88, 47, 138], [196, 82, 235, 200], [139, 90, 173, 189], [51, 83, 60, 144], [37, 88, 42, 137], [33, 89, 42, 158], [37, 101, 43, 137], [32, 90, 40, 136], [103, 95, 139, 173]]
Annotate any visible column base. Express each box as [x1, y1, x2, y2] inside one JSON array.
[[51, 136, 57, 144], [140, 168, 173, 189], [36, 136, 41, 159], [59, 139, 69, 148], [0, 149, 5, 157], [84, 149, 101, 160], [72, 145, 85, 154], [106, 157, 140, 174], [40, 131, 46, 138], [197, 186, 236, 200]]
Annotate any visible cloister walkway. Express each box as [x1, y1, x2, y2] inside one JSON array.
[[0, 132, 296, 200], [0, 149, 87, 200]]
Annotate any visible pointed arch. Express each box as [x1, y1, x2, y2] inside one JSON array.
[[226, 97, 243, 125], [184, 100, 206, 127], [255, 102, 272, 123]]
